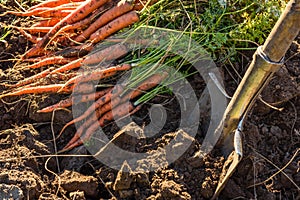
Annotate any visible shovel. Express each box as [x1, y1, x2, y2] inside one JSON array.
[[192, 0, 300, 198]]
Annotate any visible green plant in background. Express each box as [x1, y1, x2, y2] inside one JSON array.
[[0, 26, 10, 46], [116, 0, 287, 105], [137, 0, 286, 58], [229, 0, 287, 45]]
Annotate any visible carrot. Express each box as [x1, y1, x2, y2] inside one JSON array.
[[19, 27, 52, 33], [54, 2, 83, 9], [18, 28, 40, 43], [0, 84, 69, 98], [63, 102, 141, 150], [50, 43, 128, 74], [28, 0, 84, 11], [24, 0, 109, 58], [7, 68, 52, 88], [72, 82, 95, 94], [48, 71, 78, 82], [31, 18, 62, 27], [53, 43, 94, 58], [59, 93, 121, 146], [61, 111, 97, 150], [89, 11, 139, 44], [26, 56, 76, 69], [83, 43, 129, 65], [36, 9, 74, 18], [74, 1, 134, 43], [50, 58, 84, 74], [37, 87, 112, 113], [57, 1, 114, 38], [1, 7, 72, 17], [58, 63, 131, 92], [123, 71, 168, 100], [58, 84, 124, 136], [60, 40, 127, 61]]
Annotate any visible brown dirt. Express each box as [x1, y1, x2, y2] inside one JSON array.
[[0, 2, 299, 200]]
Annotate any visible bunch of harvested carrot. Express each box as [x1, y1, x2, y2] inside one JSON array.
[[61, 71, 168, 151], [0, 0, 164, 151], [0, 0, 147, 97]]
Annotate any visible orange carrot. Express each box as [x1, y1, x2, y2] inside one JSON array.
[[89, 11, 139, 44], [18, 28, 40, 43], [58, 84, 124, 136], [74, 1, 134, 43], [7, 68, 52, 88], [31, 18, 62, 27], [83, 43, 129, 65], [26, 56, 76, 69], [63, 102, 141, 150], [53, 43, 94, 58], [37, 87, 112, 113], [50, 58, 84, 74], [123, 71, 168, 100], [58, 72, 167, 138], [20, 27, 52, 33], [67, 94, 122, 137], [59, 63, 131, 92], [1, 7, 72, 17], [0, 84, 70, 98], [50, 43, 128, 74], [72, 82, 95, 94], [61, 111, 97, 149], [24, 0, 109, 58], [57, 1, 114, 38], [48, 71, 78, 82], [28, 0, 84, 11], [36, 9, 73, 18], [54, 2, 83, 9]]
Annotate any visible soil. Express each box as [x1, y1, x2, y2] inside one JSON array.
[[0, 2, 299, 200]]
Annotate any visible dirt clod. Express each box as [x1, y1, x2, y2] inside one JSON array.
[[56, 170, 99, 198], [0, 184, 24, 200]]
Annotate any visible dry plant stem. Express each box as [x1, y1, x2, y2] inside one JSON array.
[[37, 87, 112, 113], [74, 0, 134, 43], [133, 0, 158, 11], [59, 84, 124, 136], [89, 11, 139, 43], [24, 0, 109, 58]]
